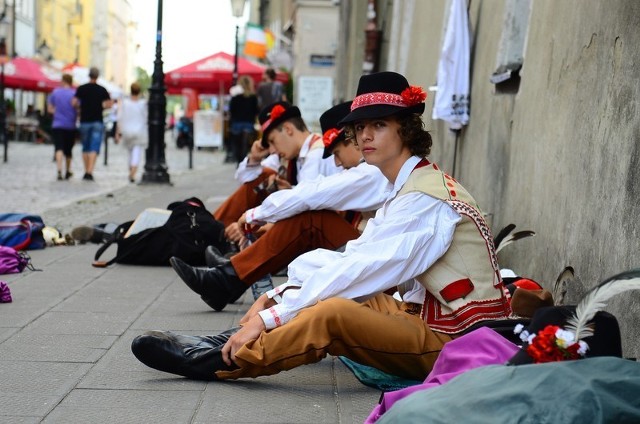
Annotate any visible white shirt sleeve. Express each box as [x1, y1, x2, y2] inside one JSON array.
[[245, 163, 389, 224], [297, 147, 341, 183], [258, 191, 461, 329], [234, 153, 281, 183]]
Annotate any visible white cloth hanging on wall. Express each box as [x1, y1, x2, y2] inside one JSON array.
[[432, 0, 470, 130]]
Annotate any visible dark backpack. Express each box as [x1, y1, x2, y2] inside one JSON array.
[[92, 197, 228, 267]]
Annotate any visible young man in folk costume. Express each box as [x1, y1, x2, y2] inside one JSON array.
[[214, 101, 339, 235], [131, 71, 511, 382], [170, 102, 390, 311]]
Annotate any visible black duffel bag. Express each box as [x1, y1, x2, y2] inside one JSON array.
[[92, 197, 228, 267]]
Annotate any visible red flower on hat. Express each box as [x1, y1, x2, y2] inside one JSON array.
[[401, 85, 427, 107], [269, 104, 286, 120], [322, 128, 341, 147], [517, 324, 587, 364]]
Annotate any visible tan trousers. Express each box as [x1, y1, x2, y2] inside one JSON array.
[[213, 169, 276, 227], [231, 210, 360, 285], [216, 293, 453, 381]]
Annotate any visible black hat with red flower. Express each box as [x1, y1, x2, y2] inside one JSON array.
[[338, 71, 427, 125], [507, 306, 622, 366], [259, 101, 301, 147], [320, 101, 352, 159]]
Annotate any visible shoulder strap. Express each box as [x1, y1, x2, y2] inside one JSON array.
[[92, 221, 149, 267]]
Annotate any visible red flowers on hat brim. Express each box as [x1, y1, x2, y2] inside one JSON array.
[[401, 86, 427, 107], [322, 128, 342, 147], [270, 105, 286, 121]]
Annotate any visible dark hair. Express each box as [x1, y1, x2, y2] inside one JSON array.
[[61, 73, 73, 85], [275, 116, 308, 133], [397, 113, 432, 157], [344, 113, 432, 157], [89, 67, 100, 79], [265, 68, 276, 80], [130, 82, 141, 95]]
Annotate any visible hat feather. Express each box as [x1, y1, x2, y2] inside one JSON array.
[[495, 230, 536, 253], [493, 223, 516, 250], [564, 269, 640, 340]]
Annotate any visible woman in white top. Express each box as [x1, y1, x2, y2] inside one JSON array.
[[116, 82, 148, 183]]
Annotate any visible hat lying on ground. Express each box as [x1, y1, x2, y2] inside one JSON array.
[[259, 101, 301, 147], [507, 306, 622, 365], [507, 268, 640, 365], [320, 101, 352, 159], [339, 71, 427, 125]]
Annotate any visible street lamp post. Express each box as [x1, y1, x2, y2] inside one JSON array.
[[230, 0, 247, 86], [37, 40, 52, 61], [0, 13, 9, 163], [142, 0, 171, 184]]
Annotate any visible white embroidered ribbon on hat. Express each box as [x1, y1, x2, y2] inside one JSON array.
[[351, 92, 408, 111]]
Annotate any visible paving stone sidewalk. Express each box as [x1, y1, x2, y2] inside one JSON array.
[[0, 138, 379, 423]]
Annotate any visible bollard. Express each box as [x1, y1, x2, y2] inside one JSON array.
[[103, 131, 109, 166]]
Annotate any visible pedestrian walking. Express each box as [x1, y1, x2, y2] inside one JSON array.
[[256, 68, 285, 110], [47, 73, 78, 180], [72, 67, 112, 181], [228, 75, 259, 163], [116, 82, 148, 183]]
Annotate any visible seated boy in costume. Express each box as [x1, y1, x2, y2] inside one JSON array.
[[131, 71, 511, 382], [170, 102, 390, 311], [213, 102, 340, 232]]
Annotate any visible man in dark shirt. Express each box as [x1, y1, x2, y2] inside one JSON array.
[[256, 68, 285, 110], [72, 67, 112, 181]]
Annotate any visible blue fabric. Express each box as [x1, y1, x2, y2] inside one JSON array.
[[48, 87, 78, 129], [230, 121, 255, 135], [339, 356, 421, 392], [79, 121, 105, 153], [378, 357, 640, 424], [0, 213, 46, 250]]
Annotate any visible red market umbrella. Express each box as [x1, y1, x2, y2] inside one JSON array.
[[3, 57, 61, 92], [164, 51, 287, 95]]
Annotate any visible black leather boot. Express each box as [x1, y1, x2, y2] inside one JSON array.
[[170, 257, 248, 311], [205, 246, 231, 268], [131, 328, 240, 380]]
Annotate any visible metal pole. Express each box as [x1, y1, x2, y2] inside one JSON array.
[[141, 0, 171, 184], [103, 130, 108, 165], [232, 24, 239, 86], [1, 61, 6, 163]]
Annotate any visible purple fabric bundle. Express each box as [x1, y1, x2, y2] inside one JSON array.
[[0, 281, 12, 303], [366, 327, 518, 423]]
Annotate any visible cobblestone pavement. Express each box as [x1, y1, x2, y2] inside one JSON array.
[[1, 134, 223, 232], [0, 135, 380, 423]]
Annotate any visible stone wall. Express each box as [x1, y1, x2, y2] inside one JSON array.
[[383, 0, 640, 357]]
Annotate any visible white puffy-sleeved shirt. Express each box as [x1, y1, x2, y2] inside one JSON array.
[[258, 156, 462, 329], [244, 161, 390, 225], [234, 134, 340, 184], [235, 153, 280, 183]]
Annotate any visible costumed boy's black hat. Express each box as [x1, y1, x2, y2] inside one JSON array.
[[507, 305, 622, 365], [259, 101, 301, 147], [320, 101, 353, 159], [339, 71, 426, 125]]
